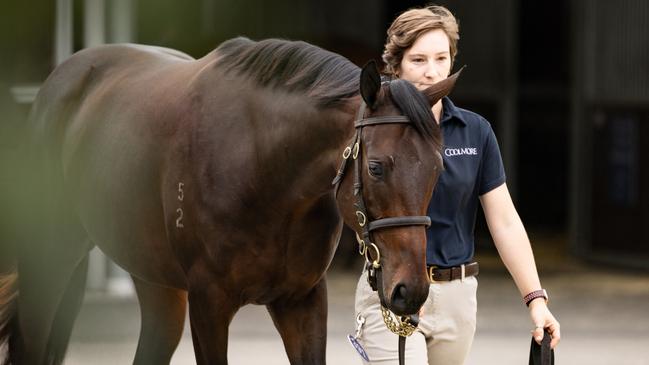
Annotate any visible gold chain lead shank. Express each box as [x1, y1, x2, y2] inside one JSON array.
[[380, 306, 418, 337]]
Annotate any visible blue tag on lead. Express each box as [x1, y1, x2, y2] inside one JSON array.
[[347, 334, 370, 362]]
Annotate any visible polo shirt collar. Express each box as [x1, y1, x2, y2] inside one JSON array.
[[440, 97, 466, 126]]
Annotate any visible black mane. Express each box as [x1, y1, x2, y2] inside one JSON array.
[[214, 37, 360, 107]]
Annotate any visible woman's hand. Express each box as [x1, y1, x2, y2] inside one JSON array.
[[529, 299, 561, 349]]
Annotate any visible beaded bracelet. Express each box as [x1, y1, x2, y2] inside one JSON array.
[[524, 289, 548, 306]]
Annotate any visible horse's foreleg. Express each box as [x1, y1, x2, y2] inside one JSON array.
[[267, 278, 328, 365], [187, 284, 238, 365], [131, 275, 187, 365]]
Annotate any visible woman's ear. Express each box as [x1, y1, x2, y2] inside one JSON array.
[[422, 65, 465, 107]]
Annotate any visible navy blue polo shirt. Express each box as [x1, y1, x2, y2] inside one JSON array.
[[426, 97, 506, 267]]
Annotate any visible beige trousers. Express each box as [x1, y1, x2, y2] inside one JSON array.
[[354, 268, 478, 365]]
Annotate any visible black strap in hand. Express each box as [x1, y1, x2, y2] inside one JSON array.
[[529, 329, 554, 365], [398, 314, 418, 365], [398, 335, 406, 365]]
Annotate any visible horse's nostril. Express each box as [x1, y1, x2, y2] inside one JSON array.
[[399, 285, 407, 298], [390, 283, 425, 316], [392, 284, 408, 306]]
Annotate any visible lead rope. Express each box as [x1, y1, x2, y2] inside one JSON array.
[[529, 329, 554, 365], [399, 336, 406, 365], [395, 313, 419, 365]]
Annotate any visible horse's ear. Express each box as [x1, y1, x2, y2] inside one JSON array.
[[360, 60, 382, 109], [422, 65, 466, 107]]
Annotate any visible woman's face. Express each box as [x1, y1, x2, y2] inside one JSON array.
[[398, 29, 452, 91]]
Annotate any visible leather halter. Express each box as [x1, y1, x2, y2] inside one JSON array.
[[332, 100, 430, 365]]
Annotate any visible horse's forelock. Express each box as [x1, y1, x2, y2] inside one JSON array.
[[387, 80, 442, 149]]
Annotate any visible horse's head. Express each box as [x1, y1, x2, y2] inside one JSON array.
[[335, 61, 461, 316]]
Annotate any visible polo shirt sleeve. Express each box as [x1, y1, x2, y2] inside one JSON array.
[[478, 122, 506, 195]]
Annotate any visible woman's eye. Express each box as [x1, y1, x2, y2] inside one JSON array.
[[368, 161, 384, 177]]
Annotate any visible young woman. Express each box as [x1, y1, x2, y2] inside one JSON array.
[[354, 5, 561, 364]]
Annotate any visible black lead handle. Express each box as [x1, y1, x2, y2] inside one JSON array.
[[529, 329, 554, 365], [398, 335, 406, 365]]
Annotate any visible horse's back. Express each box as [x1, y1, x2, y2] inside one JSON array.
[[31, 44, 193, 137]]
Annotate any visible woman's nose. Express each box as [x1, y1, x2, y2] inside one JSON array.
[[423, 65, 440, 80]]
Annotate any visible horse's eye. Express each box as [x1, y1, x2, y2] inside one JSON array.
[[368, 161, 384, 177]]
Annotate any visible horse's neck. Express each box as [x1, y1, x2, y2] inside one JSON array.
[[279, 96, 356, 162], [248, 91, 357, 195]]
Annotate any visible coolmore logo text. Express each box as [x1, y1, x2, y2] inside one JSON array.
[[445, 147, 478, 157]]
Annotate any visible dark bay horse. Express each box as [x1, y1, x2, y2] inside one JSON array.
[[0, 37, 459, 364]]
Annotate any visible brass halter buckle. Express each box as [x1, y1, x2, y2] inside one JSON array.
[[355, 211, 367, 227], [342, 146, 352, 159], [355, 233, 380, 269], [364, 242, 381, 269], [355, 232, 366, 256]]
